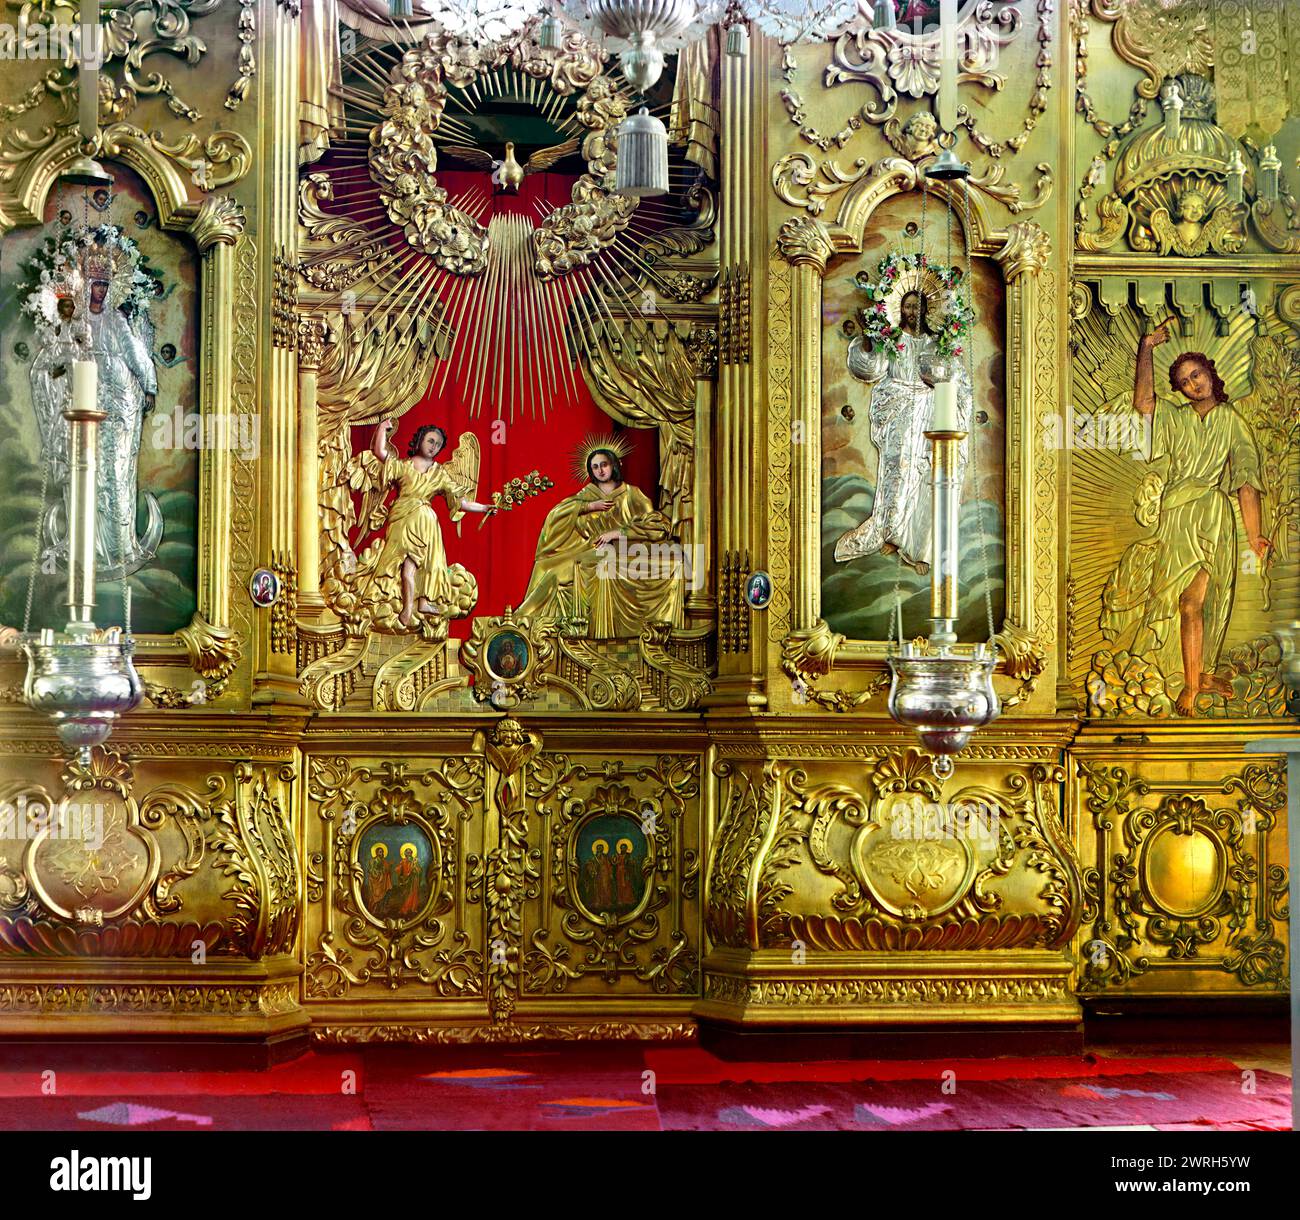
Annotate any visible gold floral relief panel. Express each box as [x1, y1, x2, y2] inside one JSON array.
[[1068, 285, 1300, 718], [302, 752, 486, 1003], [521, 751, 702, 1000], [1072, 747, 1289, 995], [708, 747, 1083, 955], [0, 744, 298, 961]]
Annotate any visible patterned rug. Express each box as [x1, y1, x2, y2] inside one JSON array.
[[0, 1045, 1288, 1131]]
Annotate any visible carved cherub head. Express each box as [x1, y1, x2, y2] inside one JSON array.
[[1175, 189, 1209, 224], [900, 111, 939, 159]]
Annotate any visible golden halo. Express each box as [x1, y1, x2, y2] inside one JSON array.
[[615, 838, 633, 854], [572, 432, 633, 486], [883, 265, 952, 332], [370, 843, 387, 858], [400, 842, 417, 859], [591, 838, 610, 855]]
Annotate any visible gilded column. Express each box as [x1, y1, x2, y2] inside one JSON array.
[[295, 316, 329, 616], [253, 0, 304, 701], [706, 24, 765, 708], [775, 218, 834, 635]]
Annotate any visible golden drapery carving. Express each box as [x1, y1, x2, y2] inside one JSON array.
[[299, 0, 345, 166], [670, 27, 721, 180], [578, 321, 699, 556]]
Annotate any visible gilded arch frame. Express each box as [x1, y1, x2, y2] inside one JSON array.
[[0, 127, 249, 702], [773, 159, 1059, 715]]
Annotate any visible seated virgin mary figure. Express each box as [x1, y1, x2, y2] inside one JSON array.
[[517, 438, 684, 638]]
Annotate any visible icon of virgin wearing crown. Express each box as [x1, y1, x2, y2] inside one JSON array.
[[24, 224, 164, 579]]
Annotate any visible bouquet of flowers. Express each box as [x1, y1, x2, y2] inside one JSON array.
[[479, 470, 554, 528]]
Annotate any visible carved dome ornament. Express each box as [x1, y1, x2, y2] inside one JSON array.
[[1077, 74, 1300, 256]]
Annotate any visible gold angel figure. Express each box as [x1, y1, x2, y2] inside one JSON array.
[[439, 137, 580, 192], [1099, 322, 1270, 716], [352, 419, 497, 632], [1149, 189, 1245, 257]]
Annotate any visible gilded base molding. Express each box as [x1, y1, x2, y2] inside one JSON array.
[[310, 1019, 697, 1045], [0, 960, 307, 1038], [696, 947, 1079, 1027]]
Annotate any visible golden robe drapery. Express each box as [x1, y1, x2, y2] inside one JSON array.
[[516, 482, 684, 639]]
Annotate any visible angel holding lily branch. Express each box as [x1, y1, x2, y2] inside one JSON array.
[[350, 418, 497, 633]]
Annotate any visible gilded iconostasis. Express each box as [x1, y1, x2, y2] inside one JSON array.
[[0, 1, 1294, 1047]]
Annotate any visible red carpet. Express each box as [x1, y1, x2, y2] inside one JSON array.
[[0, 1045, 1288, 1131]]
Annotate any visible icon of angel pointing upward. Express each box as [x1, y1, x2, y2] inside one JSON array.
[[351, 419, 497, 633]]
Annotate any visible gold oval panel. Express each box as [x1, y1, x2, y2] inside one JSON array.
[[851, 800, 977, 922], [24, 793, 159, 922], [1140, 823, 1227, 919]]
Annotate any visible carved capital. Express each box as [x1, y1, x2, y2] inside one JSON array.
[[776, 216, 836, 272], [190, 194, 246, 252], [296, 317, 331, 372], [995, 222, 1051, 280]]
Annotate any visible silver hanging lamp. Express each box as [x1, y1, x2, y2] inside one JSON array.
[[886, 162, 999, 778], [538, 7, 563, 48], [23, 362, 143, 763], [872, 0, 897, 31], [571, 0, 701, 91], [615, 106, 669, 196]]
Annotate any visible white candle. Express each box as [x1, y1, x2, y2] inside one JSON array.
[[938, 0, 958, 134], [72, 360, 97, 412], [931, 380, 960, 432]]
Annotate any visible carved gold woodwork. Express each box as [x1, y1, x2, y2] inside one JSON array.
[[297, 720, 705, 1039], [0, 739, 306, 1037], [701, 736, 1083, 1027], [1071, 728, 1291, 997], [303, 753, 485, 1001], [1067, 291, 1299, 718], [367, 28, 633, 280], [523, 754, 701, 1000], [0, 4, 1295, 1048]]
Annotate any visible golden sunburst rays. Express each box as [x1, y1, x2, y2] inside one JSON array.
[[305, 39, 701, 423], [430, 211, 588, 422]]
